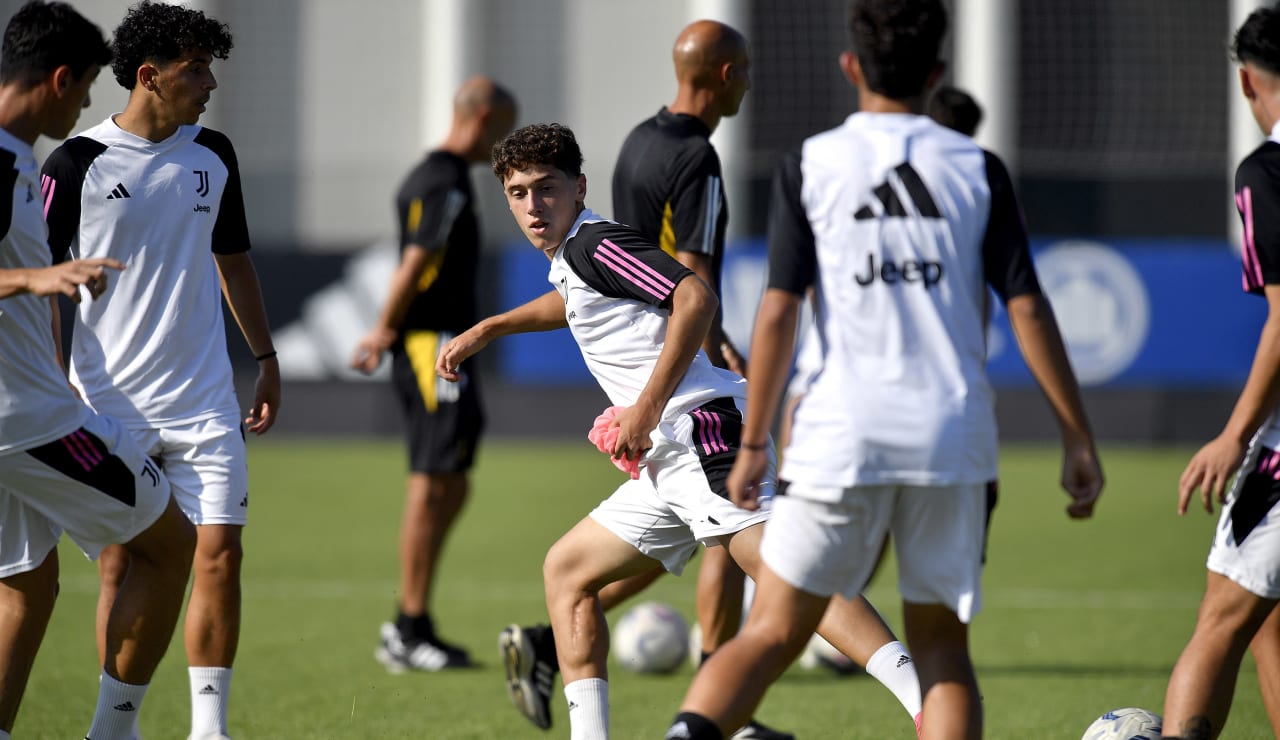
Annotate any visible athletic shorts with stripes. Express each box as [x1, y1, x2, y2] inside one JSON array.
[[1208, 442, 1280, 599], [588, 396, 773, 576], [0, 410, 170, 577]]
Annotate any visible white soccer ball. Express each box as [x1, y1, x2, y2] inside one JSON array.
[[1082, 707, 1163, 740], [612, 601, 689, 674]]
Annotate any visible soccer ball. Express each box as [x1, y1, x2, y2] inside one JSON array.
[[1082, 707, 1163, 740], [612, 601, 689, 674]]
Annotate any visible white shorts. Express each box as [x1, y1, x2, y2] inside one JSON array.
[[129, 415, 248, 527], [589, 397, 774, 575], [1207, 443, 1280, 599], [761, 482, 988, 623], [0, 411, 170, 577]]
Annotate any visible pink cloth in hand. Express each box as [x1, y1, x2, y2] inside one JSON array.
[[588, 406, 642, 479]]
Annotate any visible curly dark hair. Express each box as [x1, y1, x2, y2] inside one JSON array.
[[492, 123, 584, 182], [847, 0, 947, 99], [111, 0, 232, 89], [1, 1, 111, 87], [1233, 3, 1280, 75]]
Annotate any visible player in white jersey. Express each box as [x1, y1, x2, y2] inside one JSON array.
[[441, 122, 919, 740], [668, 2, 1103, 739], [0, 4, 196, 738], [39, 3, 278, 737], [1163, 7, 1280, 739]]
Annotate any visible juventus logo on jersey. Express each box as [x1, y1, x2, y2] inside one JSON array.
[[194, 169, 210, 197]]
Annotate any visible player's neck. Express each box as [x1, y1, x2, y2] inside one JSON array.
[[0, 88, 44, 146], [114, 98, 185, 143], [858, 88, 925, 116], [667, 91, 721, 133]]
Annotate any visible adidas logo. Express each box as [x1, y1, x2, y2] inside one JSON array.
[[198, 684, 219, 695], [113, 700, 137, 712], [105, 183, 131, 200], [239, 496, 248, 507], [567, 700, 579, 712], [896, 655, 913, 668]]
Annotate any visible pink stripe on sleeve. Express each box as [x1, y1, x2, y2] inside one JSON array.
[[1239, 187, 1264, 292], [593, 239, 677, 300], [71, 430, 104, 465], [40, 174, 55, 220], [60, 435, 93, 472]]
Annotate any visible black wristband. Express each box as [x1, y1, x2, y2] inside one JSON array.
[[255, 350, 277, 362]]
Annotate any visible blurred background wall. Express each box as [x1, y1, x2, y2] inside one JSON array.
[[11, 0, 1271, 440]]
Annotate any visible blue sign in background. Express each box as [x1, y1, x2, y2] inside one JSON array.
[[498, 237, 1263, 390]]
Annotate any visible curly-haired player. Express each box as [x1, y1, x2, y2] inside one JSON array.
[[41, 2, 275, 737], [454, 122, 916, 740]]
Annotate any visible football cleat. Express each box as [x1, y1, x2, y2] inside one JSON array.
[[374, 621, 471, 672], [729, 719, 796, 740], [499, 623, 559, 730]]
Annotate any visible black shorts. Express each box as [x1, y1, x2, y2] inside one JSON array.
[[391, 336, 484, 474]]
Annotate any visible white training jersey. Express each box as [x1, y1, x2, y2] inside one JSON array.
[[1236, 121, 1280, 450], [0, 128, 89, 453], [41, 118, 252, 428], [549, 209, 747, 419], [768, 112, 1042, 491]]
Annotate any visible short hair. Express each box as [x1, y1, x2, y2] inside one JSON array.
[[111, 0, 233, 89], [928, 85, 983, 137], [0, 1, 111, 87], [492, 123, 584, 182], [847, 0, 947, 99], [1232, 3, 1280, 76]]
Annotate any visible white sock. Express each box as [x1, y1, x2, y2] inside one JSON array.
[[564, 677, 609, 740], [189, 666, 232, 737], [0, 729, 11, 739], [865, 640, 923, 719], [87, 670, 148, 740]]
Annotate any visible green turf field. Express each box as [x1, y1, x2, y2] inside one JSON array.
[[14, 440, 1273, 738]]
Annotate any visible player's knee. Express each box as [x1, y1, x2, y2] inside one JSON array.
[[194, 533, 244, 582]]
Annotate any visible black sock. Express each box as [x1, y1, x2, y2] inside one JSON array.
[[665, 712, 723, 740], [396, 610, 434, 640], [699, 650, 714, 668]]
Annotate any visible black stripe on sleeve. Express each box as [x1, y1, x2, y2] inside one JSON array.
[[40, 137, 107, 263], [0, 148, 16, 242], [194, 128, 252, 255], [563, 221, 694, 308], [1238, 142, 1280, 290], [765, 150, 817, 296], [980, 150, 1041, 302]]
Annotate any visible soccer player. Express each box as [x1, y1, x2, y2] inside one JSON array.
[[449, 121, 919, 740], [665, 1, 1103, 738], [0, 3, 196, 738], [40, 2, 277, 737], [351, 76, 516, 671], [1162, 6, 1280, 739]]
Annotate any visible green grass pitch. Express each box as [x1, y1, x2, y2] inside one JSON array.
[[14, 440, 1273, 738]]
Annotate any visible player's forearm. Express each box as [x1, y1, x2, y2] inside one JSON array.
[[675, 251, 732, 365], [216, 254, 276, 357], [374, 248, 432, 336], [1006, 293, 1094, 446], [635, 275, 717, 416], [1221, 295, 1280, 444], [742, 289, 800, 445], [475, 289, 568, 340], [0, 268, 35, 299]]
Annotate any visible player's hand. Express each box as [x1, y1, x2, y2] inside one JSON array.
[[719, 341, 747, 378], [609, 404, 658, 465], [436, 328, 487, 382], [245, 357, 280, 435], [1061, 441, 1103, 519], [350, 327, 396, 374], [27, 258, 125, 301], [727, 446, 769, 510], [1178, 434, 1246, 515]]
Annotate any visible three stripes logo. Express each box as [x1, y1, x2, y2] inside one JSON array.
[[105, 183, 131, 200], [853, 163, 940, 221], [194, 169, 210, 197]]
